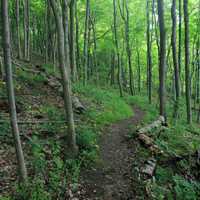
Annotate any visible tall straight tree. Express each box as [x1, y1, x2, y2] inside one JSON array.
[[16, 0, 22, 59], [125, 0, 134, 95], [113, 0, 123, 97], [83, 0, 90, 85], [49, 0, 78, 155], [119, 0, 134, 95], [157, 0, 166, 117], [75, 0, 80, 77], [69, 0, 77, 81], [183, 0, 192, 124], [1, 0, 27, 182], [146, 0, 152, 103], [23, 0, 30, 61], [178, 0, 182, 78], [171, 0, 180, 118]]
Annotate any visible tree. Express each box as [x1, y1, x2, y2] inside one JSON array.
[[178, 0, 182, 80], [157, 0, 166, 117], [171, 0, 180, 118], [1, 0, 27, 182], [119, 0, 134, 95], [49, 0, 78, 155], [113, 0, 123, 97], [83, 0, 90, 85], [23, 0, 30, 60], [183, 0, 192, 124], [16, 0, 22, 59], [69, 0, 77, 81], [146, 0, 152, 103]]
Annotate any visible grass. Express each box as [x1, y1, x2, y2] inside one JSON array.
[[73, 83, 133, 126]]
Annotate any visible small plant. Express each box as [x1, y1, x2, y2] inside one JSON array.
[[14, 179, 51, 200], [173, 175, 200, 200]]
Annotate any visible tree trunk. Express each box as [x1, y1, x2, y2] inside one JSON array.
[[137, 47, 141, 93], [146, 0, 152, 103], [83, 0, 90, 85], [49, 0, 78, 155], [171, 0, 180, 118], [69, 0, 77, 81], [63, 0, 71, 76], [183, 0, 192, 124], [91, 14, 98, 84], [110, 53, 115, 85], [113, 0, 123, 97], [157, 0, 166, 117], [1, 0, 27, 182], [75, 0, 80, 78], [23, 0, 30, 61], [16, 0, 22, 59], [178, 0, 182, 86]]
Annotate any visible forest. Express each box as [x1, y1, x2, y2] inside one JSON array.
[[0, 0, 200, 199]]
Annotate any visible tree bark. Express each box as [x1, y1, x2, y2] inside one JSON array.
[[23, 0, 30, 61], [49, 0, 78, 155], [137, 47, 141, 93], [69, 0, 77, 81], [183, 0, 192, 124], [178, 0, 182, 84], [171, 0, 180, 118], [157, 0, 166, 117], [16, 0, 22, 59], [146, 0, 152, 103], [125, 0, 134, 95], [113, 0, 123, 97], [75, 0, 80, 78], [83, 0, 90, 85], [1, 0, 27, 182]]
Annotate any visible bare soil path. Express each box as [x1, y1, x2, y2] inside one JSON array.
[[80, 106, 145, 200]]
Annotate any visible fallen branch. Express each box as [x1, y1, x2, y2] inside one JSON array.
[[141, 158, 157, 177], [72, 96, 85, 114], [138, 116, 165, 134]]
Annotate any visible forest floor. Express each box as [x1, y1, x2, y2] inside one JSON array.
[[80, 106, 145, 200], [0, 58, 200, 200]]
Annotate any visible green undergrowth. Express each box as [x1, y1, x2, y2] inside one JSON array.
[[73, 83, 133, 126], [1, 79, 135, 199], [126, 94, 200, 199]]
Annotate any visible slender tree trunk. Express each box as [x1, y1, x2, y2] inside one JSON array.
[[23, 0, 30, 61], [171, 0, 180, 118], [45, 0, 49, 63], [137, 47, 141, 93], [16, 0, 22, 59], [146, 0, 152, 103], [63, 0, 71, 77], [113, 0, 123, 97], [83, 0, 90, 85], [157, 0, 166, 117], [69, 0, 77, 81], [1, 0, 27, 182], [91, 15, 98, 83], [0, 56, 4, 79], [183, 0, 192, 124], [75, 0, 80, 78], [49, 0, 78, 155], [110, 53, 115, 85], [125, 0, 134, 95], [197, 43, 200, 124], [152, 0, 160, 55], [178, 0, 182, 85]]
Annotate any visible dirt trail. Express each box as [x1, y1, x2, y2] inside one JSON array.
[[80, 107, 145, 200]]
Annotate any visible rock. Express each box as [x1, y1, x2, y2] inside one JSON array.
[[141, 158, 157, 177], [138, 134, 153, 147]]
